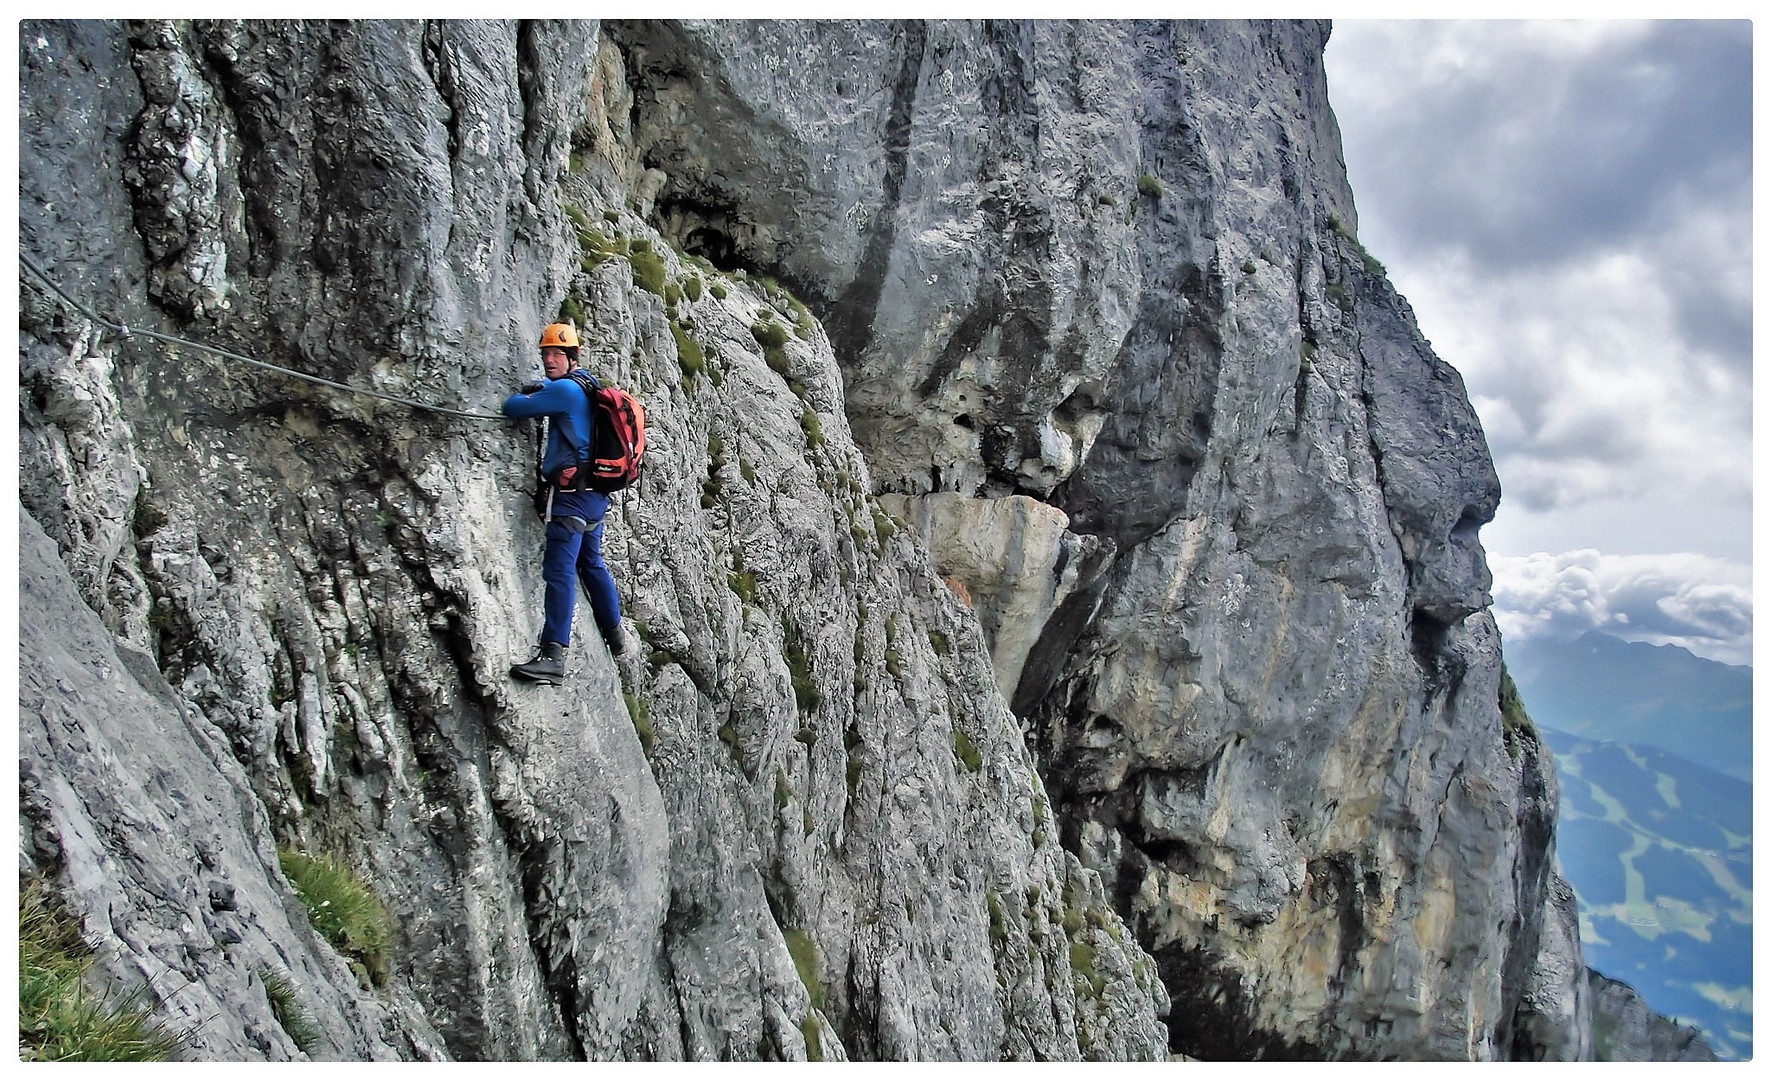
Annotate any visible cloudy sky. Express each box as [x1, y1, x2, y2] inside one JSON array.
[[1322, 20, 1753, 667]]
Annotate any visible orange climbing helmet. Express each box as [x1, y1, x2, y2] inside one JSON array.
[[539, 323, 580, 351]]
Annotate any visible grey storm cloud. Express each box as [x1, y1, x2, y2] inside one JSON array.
[[1341, 21, 1751, 274], [1328, 21, 1753, 660], [1327, 19, 1753, 535], [1653, 199, 1755, 374]]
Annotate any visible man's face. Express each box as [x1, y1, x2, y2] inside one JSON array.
[[541, 346, 571, 380]]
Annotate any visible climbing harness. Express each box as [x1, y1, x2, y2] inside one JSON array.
[[19, 252, 505, 421]]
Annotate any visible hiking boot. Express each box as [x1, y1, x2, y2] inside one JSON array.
[[510, 642, 566, 684], [600, 623, 627, 657]]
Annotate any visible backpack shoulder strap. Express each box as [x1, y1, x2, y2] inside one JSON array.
[[556, 369, 600, 459]]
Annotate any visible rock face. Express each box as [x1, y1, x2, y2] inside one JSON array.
[[1587, 972, 1718, 1062], [19, 506, 445, 1061], [17, 17, 1601, 1062], [607, 19, 1566, 1060], [20, 18, 1165, 1061]]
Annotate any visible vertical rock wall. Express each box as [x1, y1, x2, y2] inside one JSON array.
[[602, 18, 1584, 1061], [19, 17, 1584, 1061]]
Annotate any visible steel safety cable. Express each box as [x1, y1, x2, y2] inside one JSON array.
[[19, 252, 507, 421]]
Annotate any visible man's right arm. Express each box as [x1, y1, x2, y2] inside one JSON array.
[[502, 379, 576, 418]]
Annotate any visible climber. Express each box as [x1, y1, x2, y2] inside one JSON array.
[[504, 322, 625, 684]]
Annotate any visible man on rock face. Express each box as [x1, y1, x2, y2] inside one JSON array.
[[503, 322, 624, 684]]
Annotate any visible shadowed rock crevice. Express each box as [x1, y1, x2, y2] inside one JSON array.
[[1156, 943, 1312, 1061]]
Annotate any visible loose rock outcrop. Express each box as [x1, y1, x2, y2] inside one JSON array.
[[20, 17, 1604, 1061]]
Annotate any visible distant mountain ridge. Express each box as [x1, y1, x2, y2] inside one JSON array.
[[1505, 631, 1751, 783]]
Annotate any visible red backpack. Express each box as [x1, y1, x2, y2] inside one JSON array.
[[564, 370, 645, 493]]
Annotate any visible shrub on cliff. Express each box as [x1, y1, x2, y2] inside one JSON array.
[[1498, 665, 1538, 758]]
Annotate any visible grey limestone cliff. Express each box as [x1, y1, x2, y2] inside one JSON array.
[[21, 18, 1585, 1061]]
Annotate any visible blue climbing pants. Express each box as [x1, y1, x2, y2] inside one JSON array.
[[538, 488, 620, 648]]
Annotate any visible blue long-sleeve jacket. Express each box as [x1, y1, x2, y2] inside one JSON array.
[[503, 372, 599, 479]]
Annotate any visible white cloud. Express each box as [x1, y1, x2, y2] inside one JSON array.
[[1490, 550, 1752, 666], [1394, 243, 1753, 524], [1325, 23, 1754, 669]]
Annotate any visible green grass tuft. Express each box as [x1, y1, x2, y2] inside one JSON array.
[[785, 625, 822, 713], [1060, 887, 1085, 936], [278, 848, 394, 987], [802, 1012, 825, 1060], [752, 321, 791, 377], [954, 727, 983, 773], [624, 692, 655, 757], [19, 877, 183, 1061], [783, 929, 826, 1010], [629, 247, 668, 295], [870, 504, 897, 544], [261, 968, 321, 1053], [986, 890, 1008, 942], [1069, 941, 1107, 997], [1328, 214, 1388, 278], [728, 569, 758, 605], [671, 321, 706, 381], [1137, 173, 1163, 199]]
